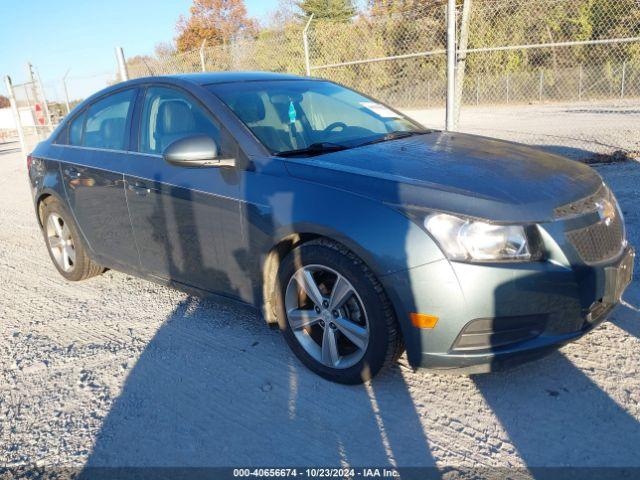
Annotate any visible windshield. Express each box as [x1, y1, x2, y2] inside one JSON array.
[[208, 80, 425, 156]]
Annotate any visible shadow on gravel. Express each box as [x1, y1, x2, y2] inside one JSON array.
[[473, 270, 640, 467], [611, 284, 640, 339], [81, 141, 436, 471], [473, 350, 640, 467], [81, 295, 436, 469]]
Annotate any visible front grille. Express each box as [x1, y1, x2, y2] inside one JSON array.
[[566, 212, 624, 264]]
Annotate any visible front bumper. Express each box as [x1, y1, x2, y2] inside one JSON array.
[[381, 245, 635, 372]]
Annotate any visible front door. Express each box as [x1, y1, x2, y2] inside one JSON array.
[[124, 85, 247, 300]]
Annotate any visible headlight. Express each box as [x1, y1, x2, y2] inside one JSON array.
[[424, 213, 536, 262]]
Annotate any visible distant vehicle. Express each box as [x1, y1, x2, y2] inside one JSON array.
[[28, 72, 634, 384]]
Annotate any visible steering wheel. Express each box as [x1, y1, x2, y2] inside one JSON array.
[[323, 122, 348, 134]]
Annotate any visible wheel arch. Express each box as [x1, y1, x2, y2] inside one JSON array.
[[35, 190, 64, 227], [260, 229, 394, 327]]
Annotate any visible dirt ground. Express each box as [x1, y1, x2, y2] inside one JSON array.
[[0, 148, 639, 471]]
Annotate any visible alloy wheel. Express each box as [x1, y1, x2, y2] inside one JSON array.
[[46, 213, 76, 272], [285, 264, 369, 369]]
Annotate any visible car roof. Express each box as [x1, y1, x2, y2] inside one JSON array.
[[170, 71, 307, 85], [61, 71, 320, 126]]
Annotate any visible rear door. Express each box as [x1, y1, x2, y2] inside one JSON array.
[[59, 88, 140, 268], [123, 85, 247, 298]]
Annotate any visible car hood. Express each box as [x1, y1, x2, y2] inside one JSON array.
[[283, 131, 603, 223]]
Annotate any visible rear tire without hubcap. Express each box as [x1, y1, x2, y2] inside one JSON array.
[[275, 238, 403, 384]]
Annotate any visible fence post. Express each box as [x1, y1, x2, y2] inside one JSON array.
[[4, 76, 27, 157], [199, 40, 207, 72], [578, 65, 583, 101], [454, 0, 472, 126], [506, 72, 510, 103], [62, 69, 71, 115], [115, 47, 129, 82], [621, 61, 627, 99], [303, 14, 314, 76], [445, 0, 456, 131], [538, 70, 544, 102], [25, 63, 39, 127], [35, 67, 53, 130]]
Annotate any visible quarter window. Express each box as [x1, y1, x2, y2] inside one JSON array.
[[83, 90, 135, 150], [139, 86, 221, 155], [69, 111, 86, 146]]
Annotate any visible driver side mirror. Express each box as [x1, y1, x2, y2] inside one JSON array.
[[163, 135, 236, 168]]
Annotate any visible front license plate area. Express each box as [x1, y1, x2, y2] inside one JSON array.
[[604, 249, 635, 304]]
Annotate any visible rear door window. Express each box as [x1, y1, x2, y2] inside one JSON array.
[[83, 90, 135, 150]]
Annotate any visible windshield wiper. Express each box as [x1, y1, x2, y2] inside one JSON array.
[[276, 142, 350, 158], [355, 130, 431, 148]]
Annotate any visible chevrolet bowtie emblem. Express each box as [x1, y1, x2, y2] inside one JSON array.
[[596, 199, 615, 226]]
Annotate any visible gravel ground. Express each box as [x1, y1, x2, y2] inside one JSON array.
[[404, 100, 640, 160], [0, 149, 639, 472]]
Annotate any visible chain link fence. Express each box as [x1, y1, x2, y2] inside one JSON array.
[[5, 0, 640, 159], [304, 0, 640, 156], [127, 27, 306, 78], [4, 76, 54, 154]]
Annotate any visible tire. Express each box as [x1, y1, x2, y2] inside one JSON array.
[[41, 197, 104, 281], [274, 238, 404, 384]]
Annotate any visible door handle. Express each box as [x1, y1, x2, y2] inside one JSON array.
[[128, 181, 151, 196], [63, 167, 81, 178]]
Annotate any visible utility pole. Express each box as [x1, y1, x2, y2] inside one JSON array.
[[115, 47, 129, 82]]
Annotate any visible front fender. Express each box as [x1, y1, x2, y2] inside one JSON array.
[[253, 175, 451, 361], [267, 181, 445, 277]]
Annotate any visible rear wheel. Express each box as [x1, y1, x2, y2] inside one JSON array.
[[41, 198, 104, 281], [275, 239, 403, 384]]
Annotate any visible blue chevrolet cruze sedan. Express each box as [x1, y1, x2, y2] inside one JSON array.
[[28, 72, 634, 383]]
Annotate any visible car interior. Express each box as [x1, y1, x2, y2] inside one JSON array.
[[228, 90, 381, 153]]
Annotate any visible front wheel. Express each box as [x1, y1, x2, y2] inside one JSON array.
[[275, 239, 403, 384]]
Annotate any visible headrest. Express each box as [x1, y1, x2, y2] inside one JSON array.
[[100, 117, 125, 149], [231, 93, 265, 124], [157, 100, 195, 135]]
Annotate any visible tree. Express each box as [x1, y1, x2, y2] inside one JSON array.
[[154, 42, 178, 57], [176, 0, 257, 52], [126, 55, 155, 76], [0, 95, 9, 109], [297, 0, 357, 22]]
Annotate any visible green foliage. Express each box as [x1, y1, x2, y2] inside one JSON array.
[[126, 0, 639, 106], [297, 0, 357, 22]]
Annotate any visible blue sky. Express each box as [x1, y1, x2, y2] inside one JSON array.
[[1, 0, 279, 97]]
